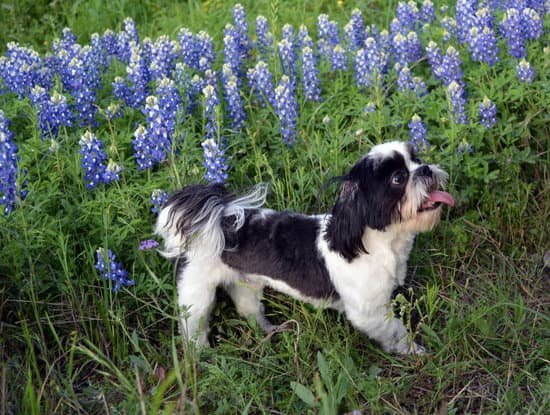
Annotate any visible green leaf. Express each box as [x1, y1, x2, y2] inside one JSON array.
[[291, 381, 316, 407], [317, 351, 331, 386]]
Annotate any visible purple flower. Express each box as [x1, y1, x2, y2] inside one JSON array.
[[467, 26, 499, 66], [247, 60, 276, 107], [203, 84, 220, 141], [149, 35, 178, 80], [331, 44, 347, 71], [455, 0, 477, 44], [223, 25, 243, 77], [397, 64, 414, 91], [278, 38, 297, 80], [125, 43, 151, 109], [301, 46, 321, 102], [478, 96, 497, 128], [392, 31, 422, 65], [516, 59, 535, 83], [232, 3, 251, 60], [150, 189, 168, 214], [78, 131, 120, 188], [222, 64, 246, 130], [275, 75, 299, 146], [457, 140, 474, 154], [420, 0, 435, 24], [521, 8, 543, 40], [0, 111, 25, 215], [202, 138, 228, 184], [317, 14, 340, 60], [139, 239, 159, 250], [436, 46, 464, 86], [500, 8, 526, 58], [447, 81, 468, 124], [103, 102, 123, 121], [297, 25, 314, 50], [95, 248, 134, 292], [155, 77, 182, 140], [178, 28, 197, 69], [256, 16, 274, 56], [345, 9, 365, 51], [30, 88, 74, 139], [396, 1, 420, 32], [354, 37, 386, 88], [408, 114, 429, 152]]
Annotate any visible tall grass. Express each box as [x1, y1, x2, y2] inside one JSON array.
[[1, 0, 548, 413]]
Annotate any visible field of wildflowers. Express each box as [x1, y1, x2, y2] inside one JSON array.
[[1, 0, 548, 413]]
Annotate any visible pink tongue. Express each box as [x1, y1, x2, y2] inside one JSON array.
[[428, 191, 455, 207]]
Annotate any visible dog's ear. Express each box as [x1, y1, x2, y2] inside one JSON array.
[[325, 156, 397, 261]]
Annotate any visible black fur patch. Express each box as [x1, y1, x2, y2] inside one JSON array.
[[221, 211, 339, 300], [325, 151, 408, 261]]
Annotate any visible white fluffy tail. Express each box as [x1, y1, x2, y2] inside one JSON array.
[[155, 183, 268, 260]]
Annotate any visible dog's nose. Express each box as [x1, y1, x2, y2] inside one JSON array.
[[416, 165, 432, 177]]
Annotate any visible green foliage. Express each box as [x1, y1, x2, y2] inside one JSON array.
[[1, 0, 549, 414]]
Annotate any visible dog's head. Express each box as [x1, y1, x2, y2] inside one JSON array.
[[326, 141, 454, 260]]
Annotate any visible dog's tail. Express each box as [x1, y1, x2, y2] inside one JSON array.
[[155, 183, 268, 259]]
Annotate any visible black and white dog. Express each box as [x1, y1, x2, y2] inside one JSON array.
[[155, 141, 454, 354]]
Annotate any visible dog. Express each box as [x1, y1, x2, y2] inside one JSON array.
[[155, 141, 454, 354]]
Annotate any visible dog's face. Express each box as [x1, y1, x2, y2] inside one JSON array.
[[327, 141, 454, 260]]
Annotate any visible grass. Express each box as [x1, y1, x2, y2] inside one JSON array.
[[1, 0, 549, 413]]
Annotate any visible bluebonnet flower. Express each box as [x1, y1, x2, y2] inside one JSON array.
[[447, 81, 468, 124], [300, 46, 321, 101], [455, 0, 477, 44], [139, 239, 159, 250], [196, 31, 216, 73], [345, 9, 365, 51], [396, 1, 420, 32], [203, 84, 220, 140], [149, 35, 179, 80], [247, 60, 276, 107], [155, 77, 182, 140], [202, 138, 228, 184], [397, 64, 414, 91], [354, 37, 387, 88], [412, 76, 427, 96], [500, 8, 526, 58], [101, 29, 118, 60], [516, 59, 535, 83], [103, 103, 123, 122], [278, 38, 297, 80], [78, 131, 120, 188], [178, 28, 198, 69], [112, 76, 131, 104], [475, 7, 494, 29], [440, 16, 458, 39], [150, 189, 168, 214], [275, 75, 299, 146], [436, 46, 464, 86], [0, 42, 52, 98], [317, 14, 340, 60], [425, 41, 443, 79], [232, 3, 250, 60], [467, 26, 499, 66], [222, 64, 246, 130], [0, 111, 24, 215], [392, 31, 422, 64], [256, 16, 274, 56], [408, 114, 429, 152], [223, 25, 243, 76], [297, 25, 314, 50], [125, 43, 151, 109], [420, 0, 435, 24], [115, 17, 139, 64], [457, 139, 474, 154], [132, 125, 154, 170], [30, 87, 73, 139], [95, 248, 134, 292], [66, 52, 99, 126], [331, 44, 347, 71], [521, 8, 543, 40], [478, 96, 497, 128], [364, 102, 376, 113], [282, 24, 295, 43]]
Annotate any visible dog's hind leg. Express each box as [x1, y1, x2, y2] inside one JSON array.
[[176, 259, 229, 346], [226, 279, 275, 333]]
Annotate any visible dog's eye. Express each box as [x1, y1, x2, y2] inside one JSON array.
[[391, 171, 408, 186]]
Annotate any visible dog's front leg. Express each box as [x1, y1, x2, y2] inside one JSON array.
[[346, 305, 425, 354]]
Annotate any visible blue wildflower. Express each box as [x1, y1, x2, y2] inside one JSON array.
[[345, 9, 365, 51], [278, 38, 297, 80], [521, 8, 543, 40], [232, 3, 251, 60], [202, 138, 228, 184], [282, 24, 295, 43], [132, 125, 154, 170], [149, 35, 178, 80], [297, 25, 314, 50], [354, 37, 386, 88], [78, 131, 120, 188], [0, 111, 24, 215], [478, 96, 497, 128], [196, 31, 216, 72], [103, 102, 123, 122], [392, 31, 422, 65], [223, 25, 243, 77], [178, 28, 197, 69], [203, 84, 220, 142], [256, 16, 274, 56], [500, 8, 526, 58], [516, 59, 535, 83], [115, 17, 139, 64], [396, 1, 420, 32], [275, 75, 299, 146], [331, 44, 347, 71], [222, 64, 246, 130], [447, 81, 468, 124], [150, 189, 168, 214], [467, 26, 499, 66], [95, 248, 134, 292], [139, 239, 159, 250], [364, 102, 376, 113], [457, 140, 474, 154], [397, 64, 414, 91], [408, 114, 429, 152], [30, 87, 74, 139], [155, 77, 182, 141], [247, 60, 276, 107], [420, 0, 436, 24], [317, 14, 340, 60], [300, 46, 321, 102], [126, 43, 151, 108], [436, 46, 464, 86], [455, 0, 477, 44]]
